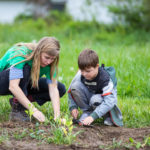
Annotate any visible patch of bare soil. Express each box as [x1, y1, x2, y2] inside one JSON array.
[[0, 121, 150, 150]]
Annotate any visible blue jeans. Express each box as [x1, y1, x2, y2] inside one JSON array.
[[0, 64, 66, 106]]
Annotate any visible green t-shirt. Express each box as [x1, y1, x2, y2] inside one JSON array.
[[0, 45, 56, 80]]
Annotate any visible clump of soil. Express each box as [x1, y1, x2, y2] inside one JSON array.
[[0, 121, 149, 150]]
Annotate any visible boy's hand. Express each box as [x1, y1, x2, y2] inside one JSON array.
[[71, 109, 78, 119], [82, 116, 94, 125]]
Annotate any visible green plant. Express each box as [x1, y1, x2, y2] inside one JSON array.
[[129, 136, 150, 149], [13, 129, 28, 140], [129, 137, 141, 149], [47, 115, 80, 144], [103, 138, 123, 149], [25, 104, 34, 122], [142, 136, 150, 147], [58, 115, 77, 144], [29, 122, 46, 140], [0, 130, 9, 144]]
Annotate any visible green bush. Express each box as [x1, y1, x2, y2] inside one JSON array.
[[109, 0, 150, 30]]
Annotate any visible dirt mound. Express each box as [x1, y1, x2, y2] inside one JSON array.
[[0, 122, 149, 150]]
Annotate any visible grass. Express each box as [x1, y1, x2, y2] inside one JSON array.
[[0, 15, 149, 144], [118, 97, 150, 127], [100, 136, 150, 150], [0, 129, 9, 144]]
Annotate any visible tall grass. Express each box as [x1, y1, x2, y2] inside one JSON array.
[[119, 97, 150, 128], [0, 16, 149, 128]]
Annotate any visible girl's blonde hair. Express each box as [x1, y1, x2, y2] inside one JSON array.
[[14, 37, 60, 88]]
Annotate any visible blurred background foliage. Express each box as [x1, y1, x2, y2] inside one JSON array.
[[108, 0, 150, 30], [14, 0, 150, 30]]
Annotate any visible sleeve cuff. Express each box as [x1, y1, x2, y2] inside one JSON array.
[[46, 79, 52, 84], [90, 112, 99, 120], [9, 67, 23, 80]]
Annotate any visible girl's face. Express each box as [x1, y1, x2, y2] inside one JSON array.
[[40, 52, 56, 67]]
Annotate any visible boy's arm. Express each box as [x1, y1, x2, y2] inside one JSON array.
[[90, 79, 116, 120]]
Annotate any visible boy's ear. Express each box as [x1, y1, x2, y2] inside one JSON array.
[[96, 64, 99, 68]]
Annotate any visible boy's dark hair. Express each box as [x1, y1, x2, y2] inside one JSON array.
[[78, 49, 99, 70]]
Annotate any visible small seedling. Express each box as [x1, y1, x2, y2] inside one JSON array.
[[13, 129, 28, 140], [25, 104, 34, 122], [129, 136, 150, 149]]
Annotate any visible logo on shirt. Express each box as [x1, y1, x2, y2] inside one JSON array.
[[84, 81, 97, 86]]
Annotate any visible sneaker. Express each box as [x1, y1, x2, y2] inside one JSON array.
[[104, 117, 113, 126], [9, 98, 30, 122]]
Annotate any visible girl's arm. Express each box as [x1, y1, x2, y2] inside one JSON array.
[[48, 79, 60, 120], [9, 79, 45, 122]]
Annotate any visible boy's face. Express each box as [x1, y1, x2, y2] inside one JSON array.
[[80, 64, 99, 80]]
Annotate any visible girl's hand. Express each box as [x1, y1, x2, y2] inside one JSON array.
[[71, 109, 79, 119], [33, 109, 45, 122]]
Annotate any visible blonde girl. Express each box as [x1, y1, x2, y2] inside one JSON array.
[[0, 37, 66, 122]]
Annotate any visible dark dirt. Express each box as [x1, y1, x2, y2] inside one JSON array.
[[0, 121, 150, 150]]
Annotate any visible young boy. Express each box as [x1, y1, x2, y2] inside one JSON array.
[[68, 49, 123, 126]]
